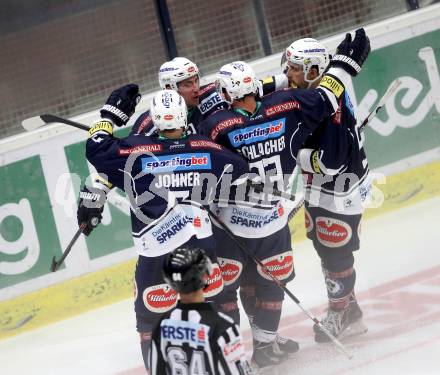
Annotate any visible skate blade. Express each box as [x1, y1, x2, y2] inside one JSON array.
[[339, 319, 368, 340]]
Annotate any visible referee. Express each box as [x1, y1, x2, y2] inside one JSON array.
[[150, 246, 253, 374]]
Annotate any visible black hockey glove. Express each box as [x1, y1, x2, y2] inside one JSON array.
[[330, 28, 370, 76], [77, 186, 107, 236], [100, 84, 141, 127]]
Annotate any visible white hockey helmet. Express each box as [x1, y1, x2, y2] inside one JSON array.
[[158, 57, 199, 91], [150, 90, 188, 131], [285, 38, 329, 83], [216, 61, 259, 101]]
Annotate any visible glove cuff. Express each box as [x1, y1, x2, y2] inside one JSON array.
[[331, 54, 361, 75], [93, 175, 113, 194], [89, 120, 114, 137]]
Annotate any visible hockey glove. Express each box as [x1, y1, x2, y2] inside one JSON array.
[[100, 84, 142, 127], [77, 186, 107, 236], [330, 28, 370, 76]]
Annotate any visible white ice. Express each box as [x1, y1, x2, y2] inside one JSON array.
[[1, 197, 439, 375]]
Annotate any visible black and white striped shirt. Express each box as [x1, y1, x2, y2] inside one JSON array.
[[150, 302, 253, 375]]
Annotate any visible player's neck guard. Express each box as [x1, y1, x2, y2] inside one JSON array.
[[233, 101, 261, 118]]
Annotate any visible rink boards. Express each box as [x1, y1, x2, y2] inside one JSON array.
[[1, 5, 439, 339]]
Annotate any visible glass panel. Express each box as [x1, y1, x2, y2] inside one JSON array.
[[167, 0, 265, 75], [0, 0, 165, 138], [263, 0, 408, 53]]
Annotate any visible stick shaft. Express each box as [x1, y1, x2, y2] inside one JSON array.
[[360, 79, 401, 131], [40, 114, 91, 131], [206, 207, 353, 359], [51, 223, 86, 272]]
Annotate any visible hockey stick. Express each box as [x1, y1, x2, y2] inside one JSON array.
[[22, 114, 91, 132], [25, 113, 303, 205], [205, 206, 353, 360], [359, 78, 401, 132], [50, 222, 89, 272]]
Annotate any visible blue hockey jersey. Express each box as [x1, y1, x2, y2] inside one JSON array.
[[130, 83, 226, 136], [86, 124, 248, 256], [299, 90, 370, 214], [199, 82, 340, 237], [259, 73, 370, 214]]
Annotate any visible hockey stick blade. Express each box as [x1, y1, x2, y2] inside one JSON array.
[[22, 114, 90, 132], [21, 116, 47, 131], [50, 223, 87, 272]]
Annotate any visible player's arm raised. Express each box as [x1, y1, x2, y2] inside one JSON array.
[[317, 28, 370, 112], [86, 84, 141, 177]]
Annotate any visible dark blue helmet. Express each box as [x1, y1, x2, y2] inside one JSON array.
[[163, 247, 212, 293]]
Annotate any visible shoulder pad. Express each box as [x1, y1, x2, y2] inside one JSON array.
[[208, 112, 244, 141], [132, 111, 153, 135]]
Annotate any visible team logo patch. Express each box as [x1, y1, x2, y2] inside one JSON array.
[[198, 83, 216, 96], [304, 208, 313, 233], [193, 216, 201, 228], [316, 216, 352, 248], [277, 205, 284, 217], [223, 339, 245, 362], [152, 213, 194, 244], [228, 119, 286, 147], [118, 144, 162, 155], [143, 283, 178, 313], [161, 320, 209, 346], [88, 121, 113, 136], [257, 251, 294, 281], [320, 75, 344, 98], [197, 326, 206, 342], [190, 140, 222, 150], [141, 153, 211, 173], [199, 91, 223, 114], [265, 101, 300, 116], [210, 117, 244, 140], [218, 257, 243, 285], [135, 115, 153, 135], [203, 263, 224, 297]]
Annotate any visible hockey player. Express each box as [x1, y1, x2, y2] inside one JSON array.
[[259, 38, 329, 95], [130, 57, 226, 136], [198, 28, 370, 367], [77, 57, 225, 245], [150, 246, 253, 374], [262, 37, 369, 342], [81, 88, 249, 370]]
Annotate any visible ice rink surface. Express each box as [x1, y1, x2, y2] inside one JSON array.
[[1, 197, 439, 375]]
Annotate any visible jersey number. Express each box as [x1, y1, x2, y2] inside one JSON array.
[[248, 155, 284, 205], [167, 347, 208, 375]]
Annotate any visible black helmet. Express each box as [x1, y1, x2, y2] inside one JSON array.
[[163, 247, 213, 294]]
